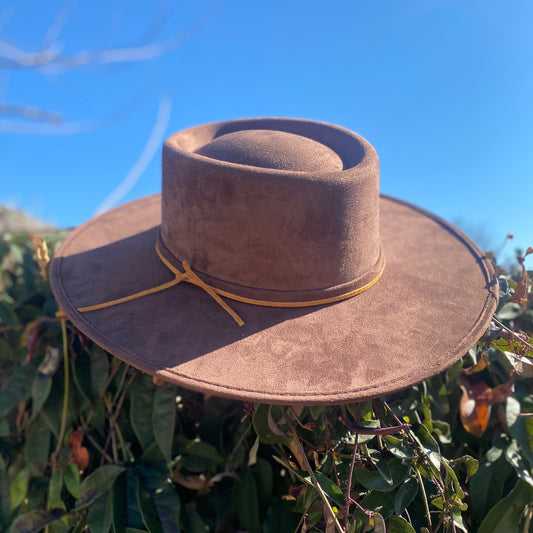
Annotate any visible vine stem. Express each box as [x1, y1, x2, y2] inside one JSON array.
[[100, 372, 137, 466], [414, 463, 432, 529], [50, 312, 70, 472], [281, 406, 344, 533]]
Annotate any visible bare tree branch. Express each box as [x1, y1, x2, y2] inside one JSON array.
[[0, 63, 156, 134], [41, 0, 77, 49], [0, 103, 62, 124], [0, 0, 222, 71]]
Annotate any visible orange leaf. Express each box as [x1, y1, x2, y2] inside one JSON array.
[[69, 431, 90, 472], [462, 353, 488, 374], [458, 376, 491, 438]]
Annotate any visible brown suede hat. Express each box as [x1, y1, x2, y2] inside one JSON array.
[[50, 118, 498, 405]]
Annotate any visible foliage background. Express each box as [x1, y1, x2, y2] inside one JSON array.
[[0, 233, 532, 532]]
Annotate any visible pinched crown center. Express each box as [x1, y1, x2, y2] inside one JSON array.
[[196, 129, 344, 172]]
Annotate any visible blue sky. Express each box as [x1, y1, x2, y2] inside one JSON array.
[[1, 0, 532, 261]]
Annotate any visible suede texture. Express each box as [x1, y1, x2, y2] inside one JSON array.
[[50, 118, 498, 405], [160, 118, 382, 300]]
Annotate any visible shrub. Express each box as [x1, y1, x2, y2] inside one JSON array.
[[0, 233, 532, 532]]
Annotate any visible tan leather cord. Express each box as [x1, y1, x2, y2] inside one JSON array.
[[77, 242, 385, 326]]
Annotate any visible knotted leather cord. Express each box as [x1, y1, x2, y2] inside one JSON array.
[[77, 242, 385, 326]]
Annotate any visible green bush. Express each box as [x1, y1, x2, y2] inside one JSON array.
[[0, 233, 532, 533]]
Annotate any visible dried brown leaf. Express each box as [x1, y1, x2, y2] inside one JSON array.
[[510, 264, 530, 306], [488, 382, 515, 405], [30, 235, 50, 282], [171, 470, 213, 494]]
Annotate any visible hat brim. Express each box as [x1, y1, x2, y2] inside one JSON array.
[[50, 194, 497, 405]]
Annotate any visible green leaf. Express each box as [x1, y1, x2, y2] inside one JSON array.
[[135, 470, 162, 533], [252, 404, 291, 445], [441, 457, 465, 499], [368, 450, 393, 486], [505, 440, 533, 486], [497, 302, 523, 320], [387, 515, 416, 533], [478, 480, 533, 533], [24, 413, 51, 467], [0, 338, 14, 364], [90, 346, 110, 399], [87, 491, 114, 533], [0, 456, 10, 528], [182, 505, 208, 533], [31, 373, 52, 419], [69, 352, 91, 414], [64, 463, 81, 500], [48, 468, 66, 511], [372, 512, 386, 533], [114, 470, 134, 532], [0, 362, 38, 418], [470, 445, 514, 523], [394, 476, 418, 515], [130, 374, 155, 450], [412, 423, 441, 470], [10, 465, 33, 511], [308, 471, 344, 508], [382, 435, 416, 460], [354, 458, 410, 492], [136, 464, 181, 533], [232, 468, 259, 533], [0, 300, 19, 330], [77, 465, 126, 509], [180, 439, 224, 473], [507, 397, 533, 466], [8, 509, 66, 533], [450, 455, 478, 482], [152, 384, 176, 462], [263, 499, 300, 533], [253, 458, 274, 515]]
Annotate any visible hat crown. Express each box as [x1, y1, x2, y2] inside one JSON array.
[[160, 118, 384, 303], [196, 129, 344, 172]]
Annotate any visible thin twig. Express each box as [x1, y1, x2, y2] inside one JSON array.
[[83, 429, 113, 464], [344, 431, 359, 530], [99, 361, 122, 399], [50, 313, 70, 471], [323, 410, 341, 487], [492, 318, 533, 351], [415, 464, 432, 529], [333, 405, 410, 435], [112, 364, 130, 405], [100, 372, 137, 466], [281, 406, 344, 533]]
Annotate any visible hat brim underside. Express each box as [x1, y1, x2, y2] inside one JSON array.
[[51, 195, 497, 405]]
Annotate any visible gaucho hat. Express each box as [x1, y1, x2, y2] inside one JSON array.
[[50, 118, 498, 405]]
